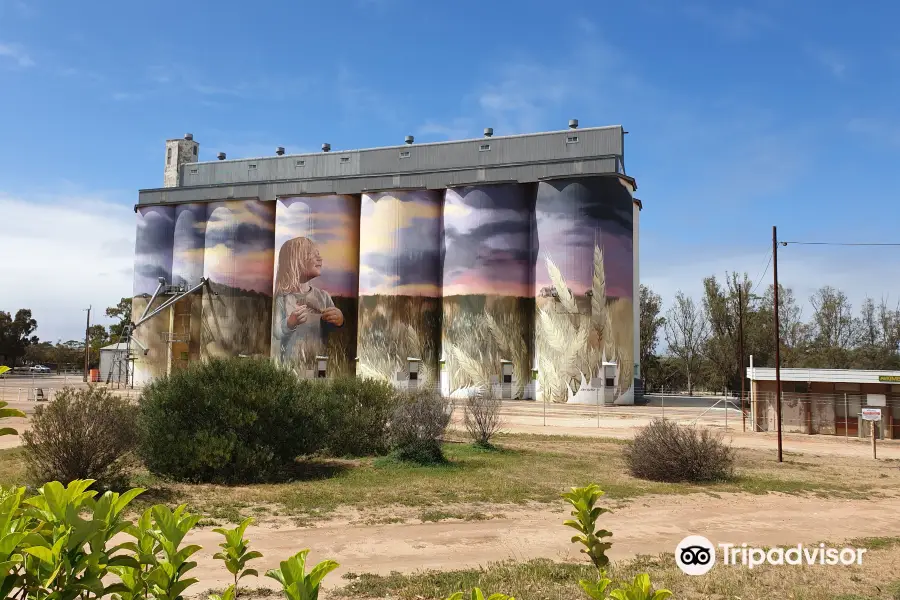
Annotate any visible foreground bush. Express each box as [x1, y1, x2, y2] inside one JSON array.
[[300, 376, 399, 457], [624, 418, 735, 483], [138, 358, 405, 482], [22, 385, 138, 488], [389, 388, 453, 463], [138, 357, 309, 483], [463, 387, 504, 447]]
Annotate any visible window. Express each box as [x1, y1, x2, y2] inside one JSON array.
[[566, 135, 579, 144], [189, 168, 198, 175], [399, 150, 410, 159], [248, 163, 257, 170], [502, 374, 512, 384], [340, 156, 350, 163], [193, 146, 197, 156], [605, 378, 615, 387], [409, 371, 418, 381], [166, 148, 172, 165], [296, 159, 305, 167], [316, 369, 326, 378], [479, 143, 491, 152]]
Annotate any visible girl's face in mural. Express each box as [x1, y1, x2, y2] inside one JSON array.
[[306, 247, 323, 280]]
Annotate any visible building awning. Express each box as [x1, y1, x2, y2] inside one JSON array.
[[747, 367, 900, 384]]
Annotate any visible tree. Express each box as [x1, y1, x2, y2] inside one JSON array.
[[807, 286, 856, 368], [639, 285, 666, 391], [0, 309, 39, 366], [88, 324, 110, 368], [106, 297, 133, 341], [664, 292, 709, 395], [852, 297, 900, 369], [701, 273, 751, 393]]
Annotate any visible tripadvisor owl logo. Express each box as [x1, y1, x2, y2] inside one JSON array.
[[675, 535, 716, 575]]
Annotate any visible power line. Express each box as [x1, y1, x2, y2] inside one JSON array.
[[782, 241, 900, 247], [750, 251, 773, 296]]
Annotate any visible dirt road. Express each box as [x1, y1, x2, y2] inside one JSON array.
[[184, 490, 900, 595]]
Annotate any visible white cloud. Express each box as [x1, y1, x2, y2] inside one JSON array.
[[847, 117, 900, 146], [805, 45, 848, 78], [0, 42, 34, 67], [681, 4, 774, 40], [0, 193, 135, 342], [416, 118, 475, 141]]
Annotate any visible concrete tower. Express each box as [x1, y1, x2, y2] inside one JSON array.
[[164, 133, 199, 188]]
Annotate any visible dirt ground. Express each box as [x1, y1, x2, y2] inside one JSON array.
[[185, 489, 900, 597]]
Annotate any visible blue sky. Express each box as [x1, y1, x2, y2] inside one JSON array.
[[2, 0, 900, 341]]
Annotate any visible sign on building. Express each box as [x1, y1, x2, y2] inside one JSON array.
[[861, 408, 882, 421]]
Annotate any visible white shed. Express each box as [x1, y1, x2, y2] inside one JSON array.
[[99, 342, 130, 384]]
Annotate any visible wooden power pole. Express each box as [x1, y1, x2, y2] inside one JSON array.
[[739, 286, 745, 432], [83, 306, 91, 382], [772, 226, 783, 463]]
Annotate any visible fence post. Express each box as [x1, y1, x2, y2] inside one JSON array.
[[844, 393, 848, 442], [725, 396, 728, 431], [661, 390, 665, 420]]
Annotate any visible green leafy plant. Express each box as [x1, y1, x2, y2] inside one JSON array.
[[212, 516, 262, 599], [143, 505, 203, 600], [563, 484, 671, 600], [444, 590, 516, 600], [0, 399, 25, 436], [607, 574, 672, 600], [562, 484, 613, 571], [265, 549, 339, 600], [17, 479, 144, 599]]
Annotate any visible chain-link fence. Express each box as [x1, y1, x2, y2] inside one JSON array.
[[750, 391, 899, 440]]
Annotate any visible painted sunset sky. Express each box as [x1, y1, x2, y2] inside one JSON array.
[[442, 184, 535, 297], [203, 199, 275, 295], [359, 190, 442, 297], [171, 203, 207, 288], [274, 196, 360, 299], [134, 205, 174, 297], [534, 177, 634, 299]]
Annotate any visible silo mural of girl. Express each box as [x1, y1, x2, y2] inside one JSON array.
[[271, 195, 360, 376], [273, 237, 345, 363]]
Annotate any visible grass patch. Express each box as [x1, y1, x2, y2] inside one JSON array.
[[419, 509, 496, 523], [2, 433, 895, 522], [336, 541, 900, 600]]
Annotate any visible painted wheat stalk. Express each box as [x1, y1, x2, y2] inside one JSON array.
[[546, 257, 578, 314]]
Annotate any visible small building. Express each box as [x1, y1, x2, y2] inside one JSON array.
[[747, 366, 900, 439], [99, 342, 130, 384]]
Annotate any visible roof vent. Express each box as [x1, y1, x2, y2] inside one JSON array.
[[568, 119, 579, 129], [405, 135, 414, 145], [217, 152, 226, 160], [184, 133, 194, 140], [322, 143, 331, 152], [484, 127, 493, 137], [276, 146, 285, 156]]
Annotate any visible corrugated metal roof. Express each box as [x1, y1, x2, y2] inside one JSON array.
[[747, 367, 900, 384], [100, 342, 129, 351]]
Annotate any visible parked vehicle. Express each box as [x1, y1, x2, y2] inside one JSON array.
[[29, 365, 51, 373]]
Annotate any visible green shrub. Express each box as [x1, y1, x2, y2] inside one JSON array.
[[389, 389, 452, 464], [303, 376, 400, 457], [624, 418, 735, 483], [138, 357, 310, 483], [22, 385, 138, 488]]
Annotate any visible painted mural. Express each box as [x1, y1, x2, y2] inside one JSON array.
[[169, 203, 207, 369], [129, 175, 638, 394], [357, 190, 442, 387], [271, 196, 360, 377], [201, 200, 275, 359], [131, 205, 175, 386], [534, 177, 635, 404], [441, 184, 536, 399]]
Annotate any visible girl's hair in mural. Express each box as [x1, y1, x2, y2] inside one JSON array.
[[275, 236, 318, 294]]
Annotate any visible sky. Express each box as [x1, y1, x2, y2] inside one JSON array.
[[1, 0, 900, 342]]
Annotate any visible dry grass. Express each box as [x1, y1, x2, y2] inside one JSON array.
[[442, 295, 534, 398], [3, 433, 895, 525], [536, 247, 635, 404], [335, 537, 900, 599], [356, 295, 441, 387]]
